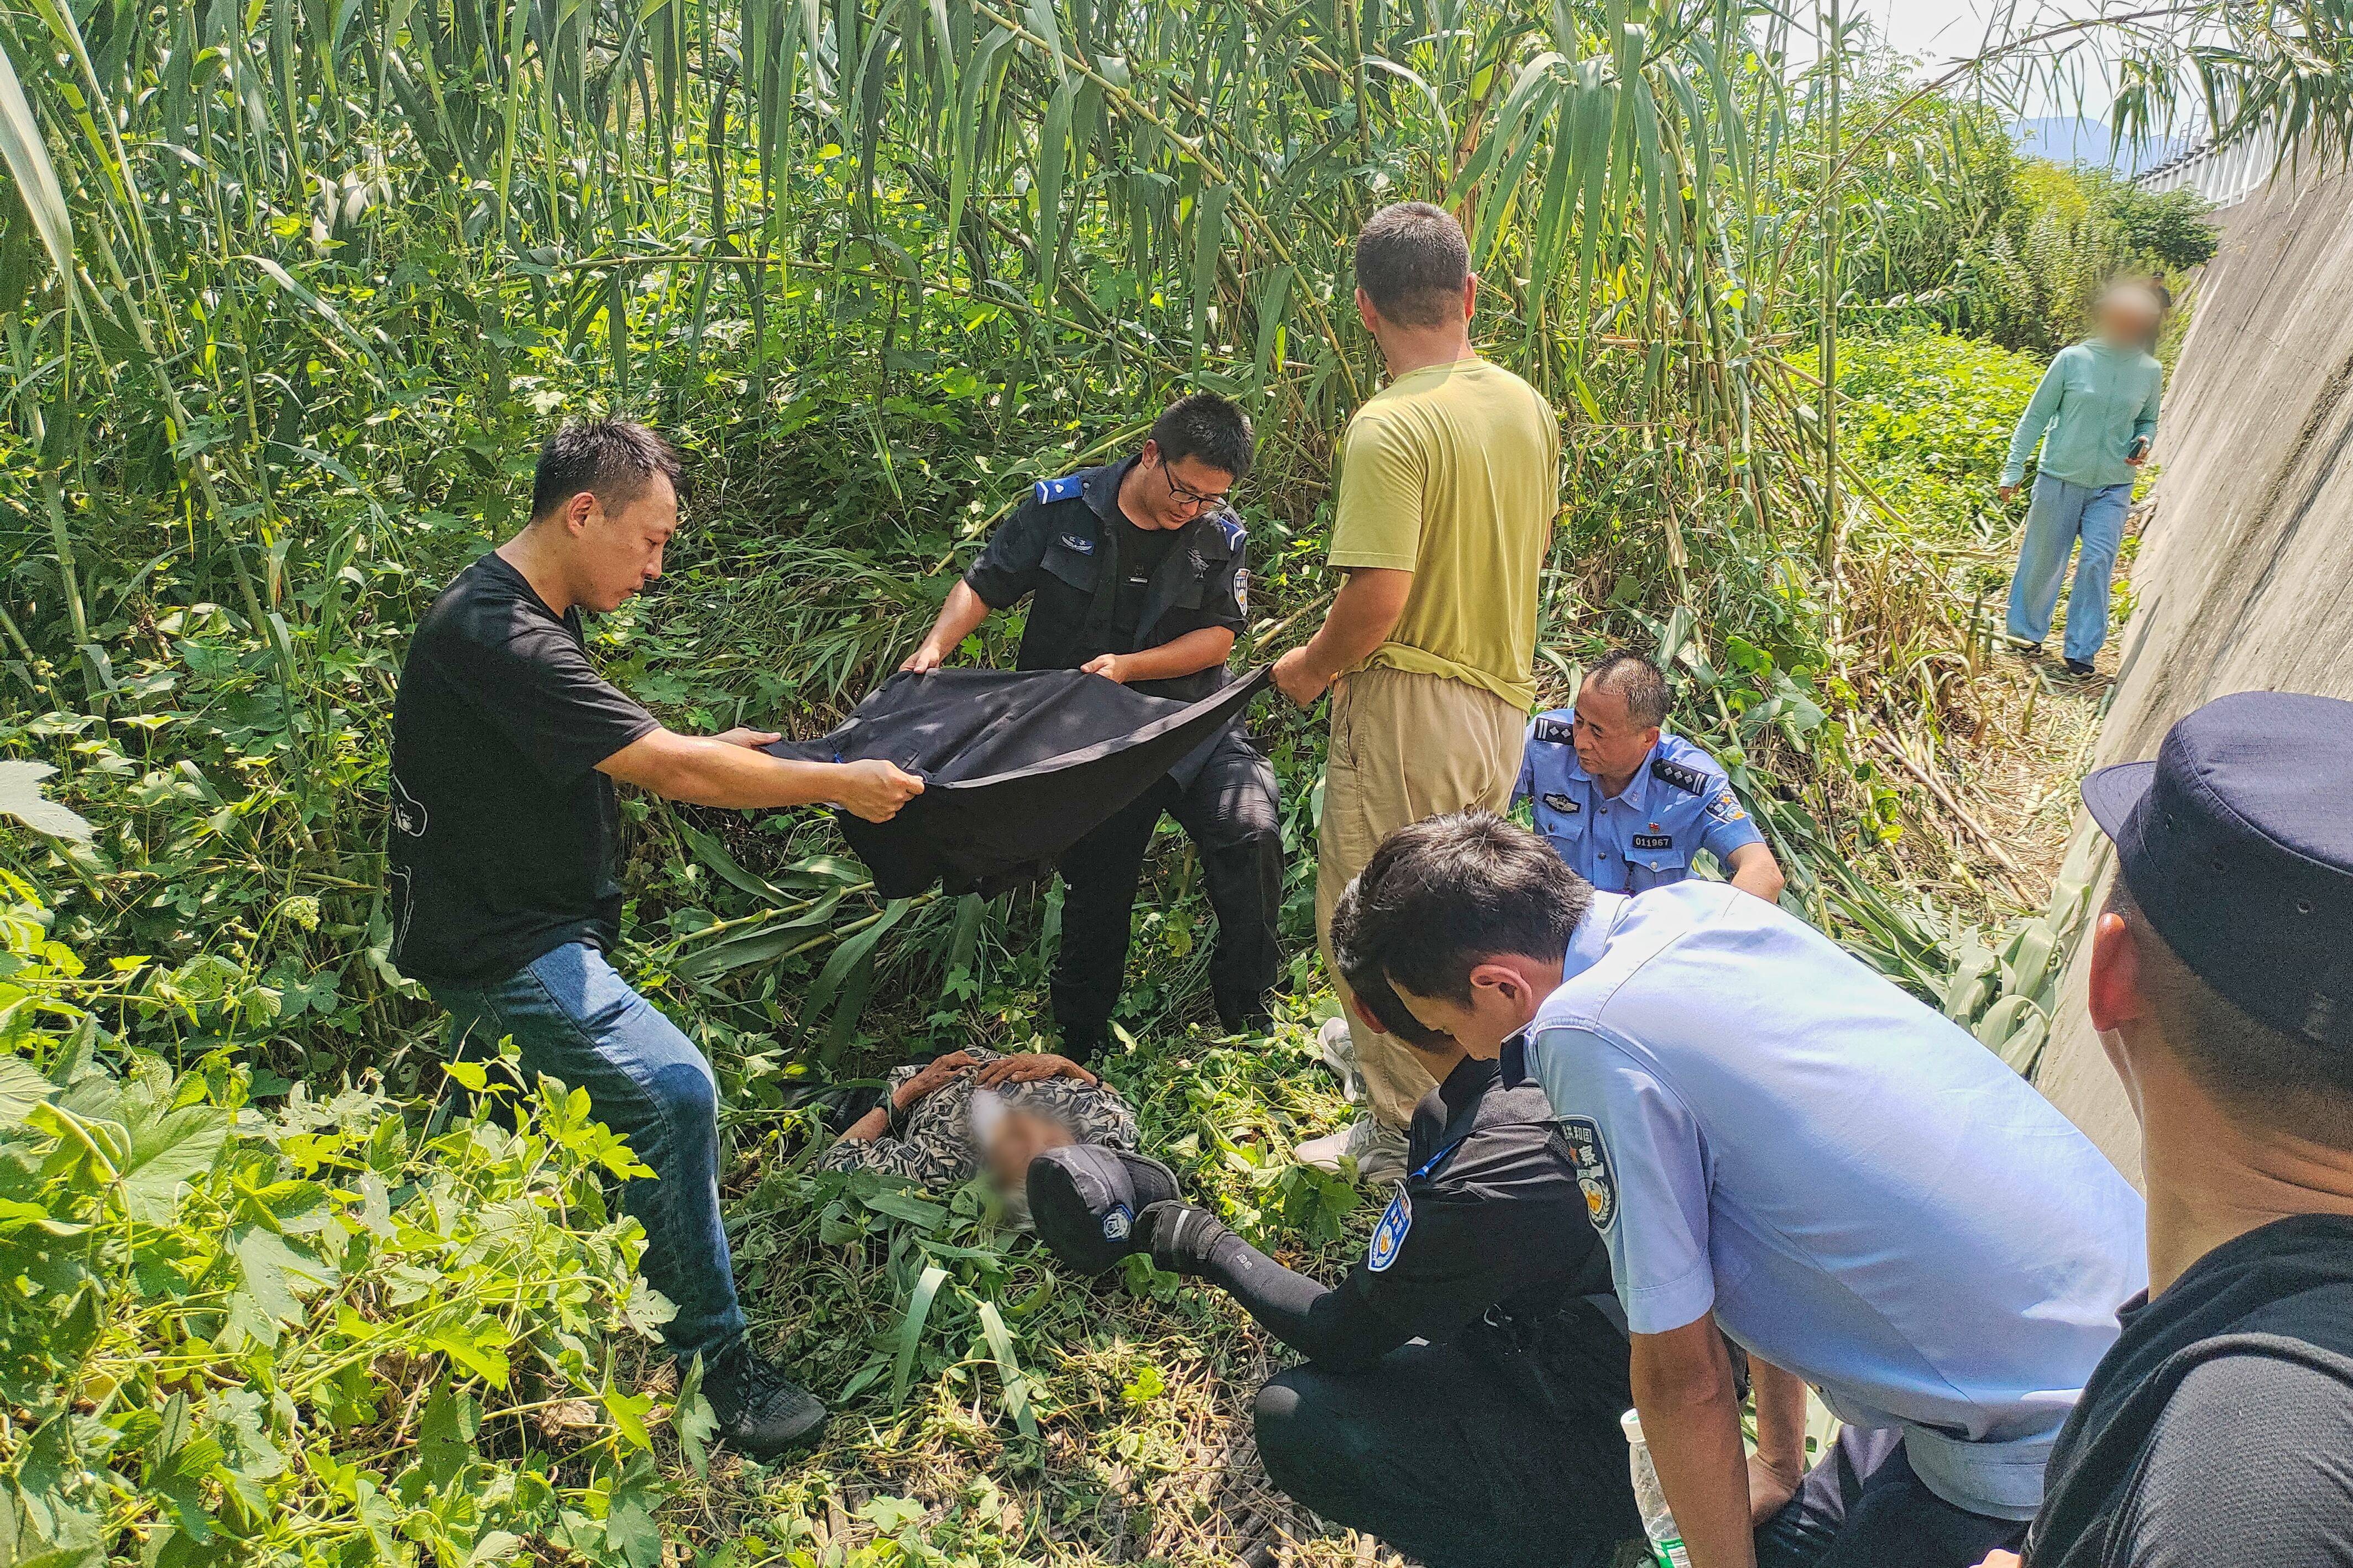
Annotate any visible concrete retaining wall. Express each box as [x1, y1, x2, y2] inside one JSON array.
[[2036, 160, 2353, 1178]]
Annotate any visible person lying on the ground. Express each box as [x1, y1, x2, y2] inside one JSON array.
[[1348, 812, 2147, 1568], [1513, 649, 1783, 904], [1024, 879, 1655, 1568], [1974, 693, 2353, 1568], [819, 1045, 1138, 1213]]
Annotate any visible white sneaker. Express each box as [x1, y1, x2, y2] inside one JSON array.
[[1316, 1016, 1364, 1104], [1294, 1116, 1409, 1184]]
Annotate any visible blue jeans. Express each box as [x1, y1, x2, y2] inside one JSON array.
[[431, 943, 746, 1362], [2006, 474, 2131, 664]]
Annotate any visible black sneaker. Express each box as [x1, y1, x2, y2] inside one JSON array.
[[2011, 638, 2044, 657], [702, 1338, 827, 1461], [2064, 657, 2097, 677]]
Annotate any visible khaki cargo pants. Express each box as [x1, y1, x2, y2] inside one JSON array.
[[1315, 664, 1527, 1129]]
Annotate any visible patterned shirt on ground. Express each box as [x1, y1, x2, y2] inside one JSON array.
[[1326, 358, 1561, 711], [816, 1044, 1139, 1188], [2002, 339, 2163, 489]]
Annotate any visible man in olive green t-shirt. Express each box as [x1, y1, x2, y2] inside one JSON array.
[[1272, 201, 1560, 1178]]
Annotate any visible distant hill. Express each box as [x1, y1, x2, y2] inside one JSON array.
[[2009, 116, 2194, 175]]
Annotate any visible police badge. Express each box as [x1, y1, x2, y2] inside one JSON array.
[[1366, 1184, 1413, 1271], [1101, 1202, 1133, 1242], [1560, 1117, 1619, 1231]]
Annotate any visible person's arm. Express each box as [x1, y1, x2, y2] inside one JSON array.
[[1138, 1201, 1414, 1370], [903, 580, 995, 673], [973, 1051, 1104, 1088], [819, 1053, 980, 1172], [1510, 720, 1538, 810], [1745, 1357, 1811, 1525], [1270, 567, 1413, 706], [1082, 625, 1236, 685], [2000, 353, 2069, 495], [599, 729, 922, 819], [1724, 842, 1785, 905], [1631, 1316, 1757, 1568], [2130, 366, 2163, 460]]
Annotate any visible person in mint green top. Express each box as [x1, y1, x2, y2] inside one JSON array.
[[1998, 284, 2166, 674]]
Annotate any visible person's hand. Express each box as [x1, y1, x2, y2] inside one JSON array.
[[1970, 1553, 2022, 1568], [1998, 484, 2019, 504], [894, 1050, 980, 1109], [975, 1052, 1098, 1088], [712, 727, 782, 749], [833, 759, 924, 822], [1080, 652, 1130, 684], [2126, 448, 2150, 467], [1272, 646, 1331, 708], [1747, 1451, 1803, 1527], [900, 642, 946, 674]]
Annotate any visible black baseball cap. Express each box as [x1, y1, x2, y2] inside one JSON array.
[[2082, 690, 2353, 1046], [1026, 1144, 1179, 1275]]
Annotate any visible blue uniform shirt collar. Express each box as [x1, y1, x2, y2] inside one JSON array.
[[1557, 728, 1660, 809], [1500, 892, 1628, 1086]]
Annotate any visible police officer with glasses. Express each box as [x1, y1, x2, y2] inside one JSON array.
[[900, 393, 1282, 1060]]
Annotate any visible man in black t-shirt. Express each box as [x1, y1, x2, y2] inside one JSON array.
[[389, 419, 921, 1460], [899, 394, 1283, 1060], [1026, 880, 1646, 1568], [1974, 693, 2353, 1568]]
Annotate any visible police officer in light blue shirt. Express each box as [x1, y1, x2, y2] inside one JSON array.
[[1343, 813, 2147, 1568], [1513, 651, 1785, 904]]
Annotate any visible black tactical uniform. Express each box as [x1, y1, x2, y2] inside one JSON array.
[[1029, 1056, 1661, 1568], [963, 457, 1282, 1054]]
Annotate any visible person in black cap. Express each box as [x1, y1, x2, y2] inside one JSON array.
[[1027, 880, 1650, 1568], [1974, 690, 2353, 1568], [900, 393, 1282, 1059]]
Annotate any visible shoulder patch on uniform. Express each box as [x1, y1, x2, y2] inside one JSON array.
[[1541, 791, 1580, 815], [1706, 788, 1748, 825], [1650, 756, 1708, 795], [1234, 567, 1249, 617], [1366, 1185, 1413, 1272], [1531, 717, 1576, 746], [1033, 473, 1084, 505], [1559, 1117, 1618, 1231]]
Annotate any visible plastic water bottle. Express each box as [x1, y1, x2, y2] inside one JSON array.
[[1623, 1408, 1693, 1568]]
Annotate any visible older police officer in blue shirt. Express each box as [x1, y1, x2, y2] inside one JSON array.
[[1348, 812, 2146, 1568], [1514, 651, 1784, 904]]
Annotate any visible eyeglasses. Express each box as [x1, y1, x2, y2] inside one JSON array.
[[1161, 464, 1232, 510]]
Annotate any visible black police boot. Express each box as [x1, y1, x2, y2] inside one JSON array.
[[701, 1336, 827, 1461]]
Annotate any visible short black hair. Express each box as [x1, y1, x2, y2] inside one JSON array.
[[1584, 649, 1669, 728], [1355, 202, 1471, 329], [2107, 878, 2353, 1147], [1350, 814, 1593, 1005], [530, 418, 687, 522], [1148, 392, 1253, 481], [1331, 877, 1455, 1053]]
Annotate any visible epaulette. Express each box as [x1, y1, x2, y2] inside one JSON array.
[[1032, 473, 1084, 505], [1531, 717, 1575, 746], [1216, 512, 1246, 551], [1650, 755, 1709, 795]]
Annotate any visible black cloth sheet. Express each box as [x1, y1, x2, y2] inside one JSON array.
[[765, 665, 1268, 898]]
